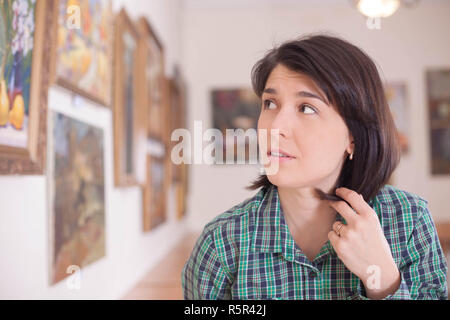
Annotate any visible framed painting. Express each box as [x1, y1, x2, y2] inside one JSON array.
[[175, 160, 188, 220], [143, 153, 167, 231], [180, 71, 189, 197], [211, 88, 260, 164], [385, 82, 410, 155], [52, 0, 113, 107], [168, 66, 185, 184], [426, 69, 450, 175], [136, 16, 167, 145], [168, 66, 188, 219], [0, 0, 54, 174], [47, 111, 105, 285], [113, 9, 144, 187]]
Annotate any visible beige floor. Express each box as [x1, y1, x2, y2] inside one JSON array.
[[121, 232, 200, 300]]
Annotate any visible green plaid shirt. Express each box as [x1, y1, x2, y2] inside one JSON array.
[[182, 184, 448, 300]]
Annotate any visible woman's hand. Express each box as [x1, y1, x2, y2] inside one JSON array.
[[327, 187, 401, 299]]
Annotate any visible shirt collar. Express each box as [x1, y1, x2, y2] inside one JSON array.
[[251, 184, 285, 254], [251, 184, 354, 263]]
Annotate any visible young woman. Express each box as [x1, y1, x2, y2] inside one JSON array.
[[182, 34, 448, 300]]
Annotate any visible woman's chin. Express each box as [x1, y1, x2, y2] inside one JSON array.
[[266, 173, 297, 187]]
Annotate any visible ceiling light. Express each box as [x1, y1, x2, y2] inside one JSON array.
[[356, 0, 401, 18]]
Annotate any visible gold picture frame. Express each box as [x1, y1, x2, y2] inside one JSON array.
[[0, 0, 54, 174], [175, 162, 188, 220], [113, 8, 144, 187], [137, 16, 170, 230], [136, 16, 168, 145], [426, 69, 450, 175], [143, 153, 167, 231], [168, 66, 188, 219], [52, 0, 113, 107]]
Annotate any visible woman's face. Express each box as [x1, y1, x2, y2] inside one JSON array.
[[257, 63, 354, 189]]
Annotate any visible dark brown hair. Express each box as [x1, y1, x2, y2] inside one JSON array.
[[246, 33, 401, 203]]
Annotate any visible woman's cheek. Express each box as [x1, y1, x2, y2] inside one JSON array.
[[301, 133, 341, 167]]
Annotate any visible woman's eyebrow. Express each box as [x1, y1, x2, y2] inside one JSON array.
[[263, 87, 329, 106]]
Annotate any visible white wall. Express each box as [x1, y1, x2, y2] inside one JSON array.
[[181, 0, 450, 232], [0, 0, 186, 299]]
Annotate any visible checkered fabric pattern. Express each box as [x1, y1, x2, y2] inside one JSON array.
[[182, 184, 448, 299]]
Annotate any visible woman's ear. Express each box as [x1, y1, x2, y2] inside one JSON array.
[[346, 139, 355, 155]]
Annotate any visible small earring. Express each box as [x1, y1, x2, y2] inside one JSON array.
[[349, 152, 353, 160]]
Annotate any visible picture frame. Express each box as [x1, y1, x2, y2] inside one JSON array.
[[136, 16, 168, 145], [0, 0, 54, 174], [426, 69, 450, 175], [168, 66, 184, 184], [113, 8, 144, 187], [176, 160, 188, 220], [52, 0, 113, 107], [143, 153, 167, 231], [137, 16, 171, 229], [211, 88, 260, 164], [47, 110, 106, 285], [168, 66, 188, 219], [385, 82, 410, 155]]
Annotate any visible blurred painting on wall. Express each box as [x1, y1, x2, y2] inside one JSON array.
[[0, 0, 36, 149], [53, 0, 112, 106], [48, 111, 105, 285], [123, 31, 134, 175], [168, 66, 185, 184], [113, 9, 143, 187], [168, 65, 188, 219], [385, 82, 410, 155], [0, 0, 51, 174], [211, 88, 260, 164], [426, 69, 450, 175], [137, 17, 166, 143], [143, 154, 166, 231]]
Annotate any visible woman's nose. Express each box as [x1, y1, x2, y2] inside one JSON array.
[[270, 105, 293, 139]]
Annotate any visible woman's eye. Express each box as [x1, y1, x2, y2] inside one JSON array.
[[263, 100, 316, 114], [263, 99, 276, 110], [300, 104, 316, 114]]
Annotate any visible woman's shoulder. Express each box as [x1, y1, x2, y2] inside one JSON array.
[[187, 186, 271, 277], [374, 184, 428, 208], [372, 184, 431, 227], [201, 186, 269, 237]]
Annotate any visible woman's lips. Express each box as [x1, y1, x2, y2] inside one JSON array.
[[267, 151, 296, 162], [267, 149, 296, 158], [268, 155, 295, 162]]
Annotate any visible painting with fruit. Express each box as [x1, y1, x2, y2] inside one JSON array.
[[0, 0, 35, 149], [54, 0, 112, 106]]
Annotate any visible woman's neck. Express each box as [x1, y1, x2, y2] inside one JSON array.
[[278, 185, 337, 244]]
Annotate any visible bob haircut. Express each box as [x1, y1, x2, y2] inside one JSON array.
[[246, 33, 401, 203]]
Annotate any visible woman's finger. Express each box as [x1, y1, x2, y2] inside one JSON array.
[[335, 187, 373, 217], [332, 221, 346, 237], [327, 230, 341, 251], [329, 200, 357, 225]]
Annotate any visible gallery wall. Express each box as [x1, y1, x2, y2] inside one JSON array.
[[0, 0, 186, 299], [182, 0, 450, 231]]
